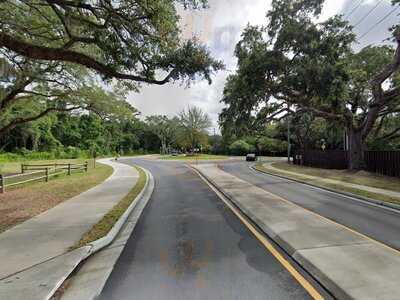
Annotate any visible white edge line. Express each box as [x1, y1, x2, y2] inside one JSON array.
[[249, 164, 400, 215]]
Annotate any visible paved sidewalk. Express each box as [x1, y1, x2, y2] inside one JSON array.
[[0, 159, 138, 299], [62, 170, 154, 300], [264, 162, 400, 199], [194, 164, 400, 300]]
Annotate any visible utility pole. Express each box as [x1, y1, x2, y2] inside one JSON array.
[[287, 104, 291, 164]]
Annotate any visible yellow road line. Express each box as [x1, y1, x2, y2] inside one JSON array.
[[249, 165, 400, 256], [189, 166, 324, 300]]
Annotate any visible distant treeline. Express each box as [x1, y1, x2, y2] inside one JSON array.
[[0, 112, 160, 160]]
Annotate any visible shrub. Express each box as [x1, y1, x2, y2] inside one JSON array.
[[229, 140, 252, 156], [0, 153, 20, 162], [65, 146, 82, 158], [26, 151, 55, 160], [0, 147, 91, 163], [258, 137, 288, 156]]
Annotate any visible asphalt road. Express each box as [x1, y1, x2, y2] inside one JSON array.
[[99, 158, 312, 300], [220, 160, 400, 250]]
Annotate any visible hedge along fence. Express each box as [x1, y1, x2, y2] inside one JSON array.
[[0, 162, 88, 193]]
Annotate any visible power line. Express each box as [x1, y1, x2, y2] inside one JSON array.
[[345, 0, 365, 18], [359, 6, 399, 39], [353, 0, 385, 28], [366, 35, 393, 47]]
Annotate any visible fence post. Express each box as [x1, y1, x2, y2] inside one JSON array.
[[68, 163, 71, 175], [0, 174, 4, 194], [45, 167, 49, 182], [21, 164, 25, 174], [85, 161, 88, 172]]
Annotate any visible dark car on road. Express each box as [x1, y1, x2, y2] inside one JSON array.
[[246, 153, 257, 161]]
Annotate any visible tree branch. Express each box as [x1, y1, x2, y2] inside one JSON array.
[[370, 34, 400, 92], [373, 115, 387, 138], [0, 105, 82, 136], [44, 0, 96, 12], [295, 103, 344, 122], [0, 33, 175, 84], [376, 126, 400, 141], [0, 78, 34, 111]]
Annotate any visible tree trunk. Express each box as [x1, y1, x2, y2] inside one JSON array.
[[347, 127, 364, 170], [161, 139, 167, 155]]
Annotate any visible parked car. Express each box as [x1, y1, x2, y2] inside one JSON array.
[[246, 153, 257, 161]]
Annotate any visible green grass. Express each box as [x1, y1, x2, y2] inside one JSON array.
[[159, 154, 229, 160], [271, 162, 400, 192], [74, 165, 147, 248], [322, 183, 400, 205], [254, 163, 400, 205], [0, 162, 113, 233]]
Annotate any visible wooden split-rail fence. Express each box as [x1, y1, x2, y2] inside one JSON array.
[[0, 162, 89, 193]]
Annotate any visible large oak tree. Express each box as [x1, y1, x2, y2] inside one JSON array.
[[220, 0, 400, 169], [0, 0, 223, 84], [0, 0, 223, 136]]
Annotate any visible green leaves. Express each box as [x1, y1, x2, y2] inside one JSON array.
[[158, 39, 224, 85], [267, 0, 324, 38], [178, 106, 211, 149], [220, 0, 400, 163], [0, 0, 222, 85], [0, 0, 223, 137]]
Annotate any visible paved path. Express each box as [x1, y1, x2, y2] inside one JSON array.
[[264, 161, 400, 199], [221, 161, 400, 250], [0, 159, 138, 299], [62, 167, 154, 300], [196, 163, 400, 300], [98, 158, 313, 300]]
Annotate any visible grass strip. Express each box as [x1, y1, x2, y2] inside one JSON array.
[[75, 165, 147, 248], [270, 161, 400, 192], [254, 163, 400, 206]]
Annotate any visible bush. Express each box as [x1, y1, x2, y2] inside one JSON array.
[[65, 146, 84, 158], [27, 151, 55, 160], [0, 147, 91, 162], [258, 137, 287, 156], [0, 153, 20, 163], [229, 140, 252, 156]]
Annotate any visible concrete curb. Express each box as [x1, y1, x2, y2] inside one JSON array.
[[193, 164, 400, 299], [85, 167, 152, 255], [190, 165, 365, 299], [47, 164, 154, 300], [189, 166, 324, 275], [251, 165, 400, 212]]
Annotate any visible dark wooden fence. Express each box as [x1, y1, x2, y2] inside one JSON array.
[[293, 150, 400, 177], [293, 150, 348, 169], [364, 151, 400, 177]]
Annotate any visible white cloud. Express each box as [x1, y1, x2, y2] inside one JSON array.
[[320, 0, 347, 21]]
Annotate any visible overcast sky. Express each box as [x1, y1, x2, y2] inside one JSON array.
[[128, 0, 398, 131]]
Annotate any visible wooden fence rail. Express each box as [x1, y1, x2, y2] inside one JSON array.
[[0, 162, 88, 193]]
